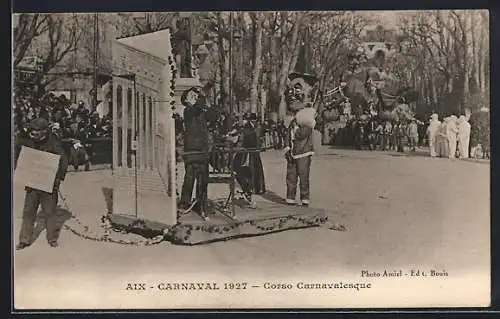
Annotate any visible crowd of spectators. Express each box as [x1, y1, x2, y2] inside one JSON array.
[[174, 109, 289, 152], [13, 93, 112, 143]]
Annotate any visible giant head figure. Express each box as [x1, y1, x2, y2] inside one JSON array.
[[284, 72, 319, 113]]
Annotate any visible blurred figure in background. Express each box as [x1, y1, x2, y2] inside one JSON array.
[[426, 113, 440, 157], [457, 115, 471, 159], [447, 115, 459, 159], [407, 119, 419, 152], [436, 117, 450, 158]]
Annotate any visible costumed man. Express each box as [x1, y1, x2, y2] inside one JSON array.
[[393, 119, 404, 153], [179, 87, 210, 219], [457, 115, 471, 159], [447, 115, 459, 159], [14, 118, 69, 250], [436, 117, 450, 158], [228, 113, 266, 208], [407, 119, 419, 152], [283, 72, 318, 207], [382, 120, 392, 151], [426, 113, 441, 157]]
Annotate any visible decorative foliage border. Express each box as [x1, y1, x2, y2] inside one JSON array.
[[167, 214, 329, 245], [166, 39, 180, 198]]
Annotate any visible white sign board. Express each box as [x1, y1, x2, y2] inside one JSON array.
[[14, 146, 61, 193]]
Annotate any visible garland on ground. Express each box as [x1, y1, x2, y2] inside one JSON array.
[[167, 198, 346, 245], [58, 190, 165, 246], [59, 189, 346, 247]]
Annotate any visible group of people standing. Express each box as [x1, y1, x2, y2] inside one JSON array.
[[178, 87, 267, 219], [367, 118, 421, 152], [178, 72, 319, 218], [426, 113, 471, 159]]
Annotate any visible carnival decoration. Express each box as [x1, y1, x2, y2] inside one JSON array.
[[285, 72, 319, 113]]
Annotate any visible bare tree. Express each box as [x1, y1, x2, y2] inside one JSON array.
[[14, 14, 83, 98], [276, 12, 305, 118], [249, 12, 264, 113], [13, 14, 49, 67], [116, 12, 178, 37]]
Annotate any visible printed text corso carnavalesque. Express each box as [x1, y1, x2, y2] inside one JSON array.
[[148, 281, 373, 291]]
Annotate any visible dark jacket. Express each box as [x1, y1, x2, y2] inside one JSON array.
[[183, 104, 210, 162], [233, 122, 266, 194], [14, 133, 69, 183], [284, 119, 315, 159]]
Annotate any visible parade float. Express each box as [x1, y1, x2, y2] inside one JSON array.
[[106, 15, 336, 246], [320, 26, 419, 147]]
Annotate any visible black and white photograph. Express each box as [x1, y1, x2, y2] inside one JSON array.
[[12, 10, 490, 309]]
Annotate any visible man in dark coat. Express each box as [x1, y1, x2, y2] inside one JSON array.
[[179, 87, 210, 218], [14, 118, 69, 249]]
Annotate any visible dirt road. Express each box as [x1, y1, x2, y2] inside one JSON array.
[[13, 147, 490, 309]]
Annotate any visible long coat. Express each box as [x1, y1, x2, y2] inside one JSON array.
[[183, 104, 210, 163], [233, 123, 266, 195]]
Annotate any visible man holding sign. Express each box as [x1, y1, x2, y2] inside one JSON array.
[[14, 118, 68, 250]]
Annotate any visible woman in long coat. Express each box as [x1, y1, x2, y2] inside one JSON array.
[[231, 114, 266, 202]]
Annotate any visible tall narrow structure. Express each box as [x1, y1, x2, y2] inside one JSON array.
[[111, 29, 177, 226]]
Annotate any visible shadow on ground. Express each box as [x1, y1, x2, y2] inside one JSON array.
[[102, 187, 113, 214], [260, 190, 287, 205], [30, 207, 73, 244]]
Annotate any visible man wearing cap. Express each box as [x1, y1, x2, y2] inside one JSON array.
[[179, 87, 210, 219], [14, 118, 69, 249], [283, 72, 318, 207], [74, 100, 88, 119]]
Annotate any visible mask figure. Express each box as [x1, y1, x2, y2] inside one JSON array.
[[283, 72, 319, 207]]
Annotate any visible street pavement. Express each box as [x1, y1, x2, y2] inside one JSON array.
[[13, 146, 490, 309]]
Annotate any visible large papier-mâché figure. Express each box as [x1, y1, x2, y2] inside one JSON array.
[[283, 72, 319, 206]]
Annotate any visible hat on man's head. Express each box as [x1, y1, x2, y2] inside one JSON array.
[[180, 86, 201, 106], [288, 72, 319, 87], [29, 118, 49, 130], [247, 113, 258, 121]]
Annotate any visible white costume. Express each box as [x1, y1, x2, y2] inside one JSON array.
[[426, 113, 441, 157], [446, 115, 459, 159], [457, 115, 471, 159], [435, 117, 449, 157]]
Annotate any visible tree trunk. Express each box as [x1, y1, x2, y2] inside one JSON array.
[[277, 12, 304, 119], [269, 33, 279, 113], [462, 12, 470, 107], [447, 76, 453, 93], [431, 72, 438, 105], [249, 13, 263, 114], [216, 13, 230, 112], [471, 12, 480, 93], [479, 12, 487, 95]]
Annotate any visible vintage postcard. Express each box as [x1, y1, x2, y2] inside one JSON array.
[[12, 10, 490, 310]]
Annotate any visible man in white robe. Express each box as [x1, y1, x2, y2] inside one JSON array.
[[457, 115, 471, 159], [426, 113, 440, 157], [447, 115, 459, 159]]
